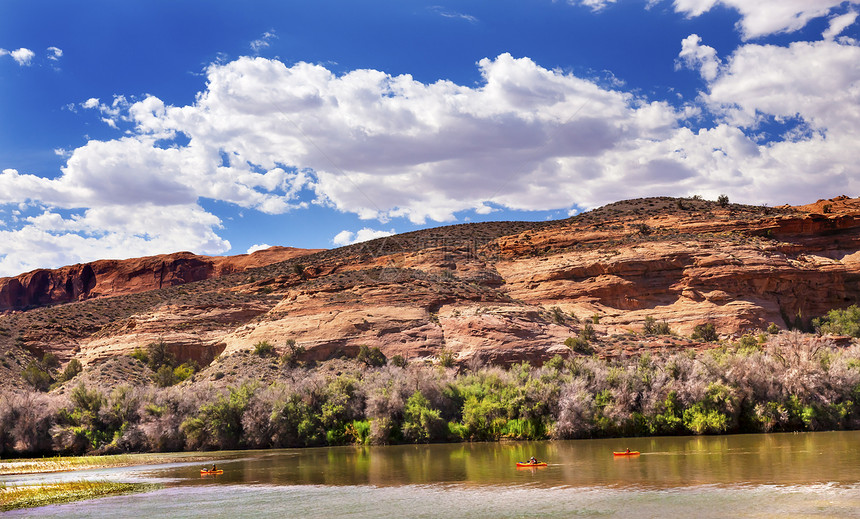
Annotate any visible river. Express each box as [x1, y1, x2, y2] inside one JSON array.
[[4, 431, 860, 518]]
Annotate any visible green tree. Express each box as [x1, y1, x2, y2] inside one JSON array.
[[813, 305, 860, 337], [357, 345, 387, 367], [691, 323, 718, 342]]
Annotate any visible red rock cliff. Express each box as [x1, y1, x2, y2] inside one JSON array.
[[0, 246, 322, 312]]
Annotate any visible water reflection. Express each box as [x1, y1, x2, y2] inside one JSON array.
[[147, 431, 860, 490]]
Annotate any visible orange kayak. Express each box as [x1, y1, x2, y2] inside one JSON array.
[[516, 462, 547, 467], [613, 451, 640, 456], [201, 469, 224, 475]]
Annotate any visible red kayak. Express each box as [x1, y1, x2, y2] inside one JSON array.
[[613, 451, 640, 456], [201, 469, 224, 475], [516, 462, 547, 467]]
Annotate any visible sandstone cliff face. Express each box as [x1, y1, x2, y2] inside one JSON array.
[[2, 196, 859, 382], [0, 246, 321, 312]]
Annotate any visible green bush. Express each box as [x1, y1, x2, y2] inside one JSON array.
[[564, 336, 592, 354], [253, 340, 276, 357], [279, 339, 306, 368], [153, 365, 177, 387], [437, 349, 456, 368], [813, 305, 860, 337], [59, 358, 83, 383], [767, 322, 780, 334], [691, 323, 718, 342], [717, 194, 729, 207], [22, 361, 52, 391], [402, 391, 445, 442], [357, 345, 387, 367], [644, 316, 670, 335], [145, 341, 175, 371]]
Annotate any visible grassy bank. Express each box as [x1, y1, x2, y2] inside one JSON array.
[[0, 480, 161, 511], [0, 452, 220, 476]]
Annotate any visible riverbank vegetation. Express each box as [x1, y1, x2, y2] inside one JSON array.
[[1, 331, 859, 457], [0, 480, 160, 511]]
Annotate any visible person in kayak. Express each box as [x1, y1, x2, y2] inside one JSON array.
[[625, 448, 630, 454], [529, 457, 538, 464]]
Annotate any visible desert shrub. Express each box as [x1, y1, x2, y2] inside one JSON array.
[[173, 361, 199, 383], [580, 323, 596, 341], [130, 348, 149, 365], [41, 353, 60, 371], [691, 323, 719, 342], [59, 358, 83, 383], [565, 336, 593, 354], [0, 392, 57, 455], [767, 322, 780, 334], [146, 340, 175, 371], [279, 339, 306, 368], [357, 345, 387, 367], [22, 361, 53, 392], [437, 349, 456, 368], [253, 340, 276, 357], [550, 306, 566, 325], [270, 393, 324, 447], [153, 365, 177, 388], [544, 355, 565, 371], [52, 384, 124, 454], [717, 194, 729, 207], [813, 305, 860, 337], [643, 316, 670, 335], [390, 355, 408, 368]]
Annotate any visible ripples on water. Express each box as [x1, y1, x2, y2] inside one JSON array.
[[4, 432, 860, 518]]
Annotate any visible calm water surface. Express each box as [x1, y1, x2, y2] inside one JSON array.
[[4, 431, 860, 518]]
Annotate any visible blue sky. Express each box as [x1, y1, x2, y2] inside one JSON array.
[[1, 1, 859, 277]]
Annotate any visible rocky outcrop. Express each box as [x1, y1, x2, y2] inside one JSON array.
[[0, 246, 322, 312], [3, 195, 860, 381]]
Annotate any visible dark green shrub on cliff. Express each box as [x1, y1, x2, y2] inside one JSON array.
[[357, 345, 387, 367], [813, 305, 860, 337], [253, 340, 276, 357], [691, 323, 718, 342], [22, 361, 52, 392]]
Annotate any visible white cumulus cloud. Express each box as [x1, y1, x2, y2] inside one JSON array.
[[677, 34, 721, 81], [246, 243, 272, 254], [332, 228, 395, 246], [0, 47, 35, 66], [672, 0, 858, 39]]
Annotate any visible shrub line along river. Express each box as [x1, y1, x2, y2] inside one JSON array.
[[2, 431, 860, 518]]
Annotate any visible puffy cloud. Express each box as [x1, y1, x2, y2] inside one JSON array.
[[0, 203, 229, 277], [704, 39, 860, 133], [677, 34, 721, 81], [47, 46, 63, 61], [2, 36, 859, 276], [246, 243, 272, 254], [332, 228, 395, 246], [0, 47, 35, 66], [672, 0, 858, 39], [823, 10, 859, 41]]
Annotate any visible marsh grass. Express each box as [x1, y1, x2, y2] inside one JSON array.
[[0, 453, 217, 475], [0, 480, 160, 511]]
